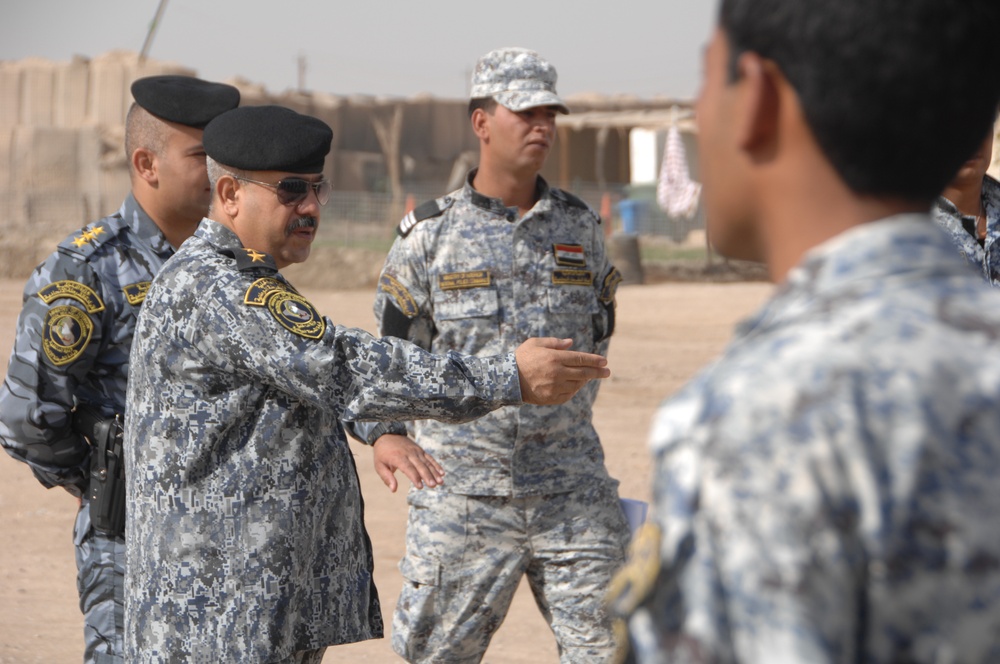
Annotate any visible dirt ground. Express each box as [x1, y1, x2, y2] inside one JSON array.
[[0, 277, 773, 664]]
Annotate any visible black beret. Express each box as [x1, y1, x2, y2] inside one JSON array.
[[202, 106, 333, 174], [131, 76, 240, 129]]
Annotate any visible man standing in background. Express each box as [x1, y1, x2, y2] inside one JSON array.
[[0, 75, 239, 663], [366, 47, 630, 662]]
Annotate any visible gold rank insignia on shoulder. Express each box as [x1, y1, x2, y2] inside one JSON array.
[[42, 305, 93, 366], [70, 225, 106, 248], [438, 270, 491, 291], [122, 281, 151, 306], [244, 278, 325, 340], [379, 274, 418, 317], [553, 243, 586, 267], [552, 269, 593, 286], [38, 280, 105, 313]]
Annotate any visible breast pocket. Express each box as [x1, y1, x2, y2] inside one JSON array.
[[432, 288, 501, 355]]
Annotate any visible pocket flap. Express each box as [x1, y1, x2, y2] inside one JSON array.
[[399, 554, 442, 586]]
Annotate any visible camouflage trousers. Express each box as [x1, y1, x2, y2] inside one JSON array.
[[392, 480, 630, 663], [73, 500, 125, 664], [273, 648, 326, 663]]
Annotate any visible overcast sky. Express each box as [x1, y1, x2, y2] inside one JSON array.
[[2, 0, 718, 100]]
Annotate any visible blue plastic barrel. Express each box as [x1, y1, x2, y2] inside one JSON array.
[[617, 199, 645, 235]]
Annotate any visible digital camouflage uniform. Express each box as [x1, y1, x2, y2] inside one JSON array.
[[374, 172, 630, 663], [609, 215, 1000, 663], [0, 194, 174, 663], [932, 174, 1000, 286], [124, 219, 525, 663]]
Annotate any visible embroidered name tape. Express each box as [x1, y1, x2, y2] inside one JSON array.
[[439, 270, 492, 291]]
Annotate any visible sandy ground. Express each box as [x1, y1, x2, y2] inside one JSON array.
[[0, 278, 773, 663]]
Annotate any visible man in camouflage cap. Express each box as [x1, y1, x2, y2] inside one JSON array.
[[0, 74, 239, 664], [122, 104, 611, 663], [608, 0, 1000, 661], [366, 47, 629, 662]]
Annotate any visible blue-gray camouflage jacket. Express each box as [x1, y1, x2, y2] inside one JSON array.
[[610, 215, 1000, 663], [371, 173, 622, 496], [932, 174, 1000, 286], [124, 219, 523, 662], [0, 194, 173, 493]]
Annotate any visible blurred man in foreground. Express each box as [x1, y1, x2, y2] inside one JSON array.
[[609, 0, 1000, 661]]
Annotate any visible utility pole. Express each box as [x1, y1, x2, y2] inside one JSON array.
[[139, 0, 170, 65], [298, 53, 307, 92]]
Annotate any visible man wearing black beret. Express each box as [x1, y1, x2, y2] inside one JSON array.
[[0, 74, 239, 663], [122, 104, 614, 662]]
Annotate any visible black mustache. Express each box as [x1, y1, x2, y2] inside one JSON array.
[[286, 217, 317, 235]]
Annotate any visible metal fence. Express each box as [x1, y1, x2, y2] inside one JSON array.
[[0, 183, 706, 252], [315, 182, 706, 251]]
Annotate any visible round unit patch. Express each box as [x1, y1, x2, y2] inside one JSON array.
[[42, 305, 93, 366], [266, 291, 326, 339]]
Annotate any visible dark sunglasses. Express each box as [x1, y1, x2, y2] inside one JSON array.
[[234, 175, 332, 206]]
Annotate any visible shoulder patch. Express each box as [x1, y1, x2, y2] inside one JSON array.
[[606, 522, 662, 617], [42, 305, 93, 366], [551, 189, 601, 224], [600, 267, 623, 304], [244, 278, 325, 340], [398, 196, 454, 237], [122, 281, 151, 306], [379, 274, 419, 317], [244, 277, 290, 306], [38, 281, 105, 313]]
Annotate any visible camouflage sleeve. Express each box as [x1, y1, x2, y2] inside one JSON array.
[[182, 274, 521, 427], [372, 233, 436, 348], [350, 229, 438, 443], [0, 253, 109, 491]]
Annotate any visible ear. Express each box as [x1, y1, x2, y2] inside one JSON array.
[[471, 108, 490, 142], [218, 174, 241, 219], [732, 52, 781, 155], [132, 148, 158, 186]]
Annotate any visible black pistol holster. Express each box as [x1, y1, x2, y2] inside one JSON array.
[[74, 406, 126, 538]]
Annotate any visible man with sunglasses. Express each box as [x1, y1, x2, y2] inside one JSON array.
[[366, 47, 629, 663], [0, 75, 238, 664], [122, 104, 612, 663]]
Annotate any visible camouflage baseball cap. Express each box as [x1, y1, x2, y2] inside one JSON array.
[[470, 47, 569, 114]]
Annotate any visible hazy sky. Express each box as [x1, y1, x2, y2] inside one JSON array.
[[2, 0, 718, 100]]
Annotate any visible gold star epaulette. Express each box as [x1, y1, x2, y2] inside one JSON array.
[[65, 224, 112, 254], [226, 247, 278, 273]]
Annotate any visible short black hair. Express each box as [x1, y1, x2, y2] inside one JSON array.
[[468, 97, 498, 119], [719, 0, 1000, 203]]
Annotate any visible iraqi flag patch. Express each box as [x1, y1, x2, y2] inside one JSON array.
[[553, 243, 586, 267]]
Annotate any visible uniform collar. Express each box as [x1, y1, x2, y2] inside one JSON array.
[[120, 193, 175, 257], [738, 215, 967, 336], [195, 218, 244, 252], [462, 168, 552, 218]]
